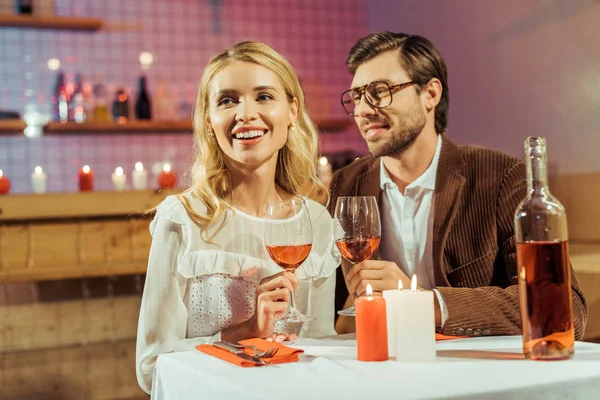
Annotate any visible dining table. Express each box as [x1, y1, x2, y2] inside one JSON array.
[[151, 334, 600, 400]]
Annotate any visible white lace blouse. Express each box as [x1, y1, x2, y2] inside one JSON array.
[[136, 195, 340, 394]]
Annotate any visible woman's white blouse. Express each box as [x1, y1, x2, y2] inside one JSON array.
[[136, 195, 340, 394]]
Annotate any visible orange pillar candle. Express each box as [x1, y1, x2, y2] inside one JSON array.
[[0, 169, 11, 195], [78, 165, 94, 191], [158, 163, 177, 189], [355, 283, 388, 361]]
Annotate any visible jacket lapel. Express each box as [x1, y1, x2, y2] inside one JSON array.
[[432, 136, 466, 287]]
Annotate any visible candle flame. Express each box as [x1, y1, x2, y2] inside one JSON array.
[[115, 167, 124, 176], [34, 166, 43, 174], [366, 283, 373, 297], [398, 280, 403, 290], [162, 163, 172, 173], [319, 156, 328, 166], [135, 162, 144, 172], [0, 169, 3, 177], [411, 274, 417, 292], [82, 165, 91, 174]]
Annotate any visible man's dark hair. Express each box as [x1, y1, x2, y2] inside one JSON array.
[[346, 32, 449, 134]]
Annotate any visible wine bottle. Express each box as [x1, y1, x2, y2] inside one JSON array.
[[514, 136, 574, 361], [51, 71, 69, 123], [112, 88, 129, 124], [135, 75, 152, 120], [15, 0, 33, 14]]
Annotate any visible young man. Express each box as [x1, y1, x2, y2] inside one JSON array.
[[330, 32, 587, 338]]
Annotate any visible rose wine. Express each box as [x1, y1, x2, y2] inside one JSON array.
[[266, 244, 312, 271], [335, 236, 381, 263], [516, 240, 574, 360]]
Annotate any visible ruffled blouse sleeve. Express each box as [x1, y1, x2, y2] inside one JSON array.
[[135, 197, 221, 395]]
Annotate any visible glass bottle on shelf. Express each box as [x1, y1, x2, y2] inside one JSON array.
[[51, 71, 69, 123], [514, 136, 574, 361], [135, 75, 152, 120], [92, 83, 110, 122], [112, 87, 129, 124], [71, 73, 87, 123]]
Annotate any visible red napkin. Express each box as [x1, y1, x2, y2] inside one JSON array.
[[196, 338, 304, 367], [436, 333, 468, 341]]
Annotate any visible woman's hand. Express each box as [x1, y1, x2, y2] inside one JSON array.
[[222, 271, 298, 342], [249, 271, 299, 338]]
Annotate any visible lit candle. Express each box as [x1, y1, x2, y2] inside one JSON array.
[[0, 169, 11, 195], [78, 165, 94, 192], [355, 283, 388, 362], [111, 166, 126, 191], [131, 162, 148, 190], [382, 280, 404, 357], [392, 275, 436, 362], [157, 163, 177, 190], [317, 156, 333, 185], [31, 166, 47, 194]]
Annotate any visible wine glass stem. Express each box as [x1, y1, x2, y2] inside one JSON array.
[[287, 268, 298, 312]]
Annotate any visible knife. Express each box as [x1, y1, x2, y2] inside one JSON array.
[[213, 341, 266, 365]]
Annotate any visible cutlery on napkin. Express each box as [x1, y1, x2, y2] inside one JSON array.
[[196, 338, 304, 367]]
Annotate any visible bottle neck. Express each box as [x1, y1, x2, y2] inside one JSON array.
[[526, 142, 549, 194]]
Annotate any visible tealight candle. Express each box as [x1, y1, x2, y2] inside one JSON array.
[[0, 169, 11, 195], [78, 165, 94, 192], [157, 163, 177, 189], [383, 280, 404, 357], [31, 166, 47, 194], [111, 166, 126, 191], [393, 275, 436, 362], [131, 161, 148, 190], [355, 283, 388, 362]]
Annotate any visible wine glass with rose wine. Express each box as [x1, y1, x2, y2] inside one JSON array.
[[264, 197, 313, 323], [334, 196, 381, 317]]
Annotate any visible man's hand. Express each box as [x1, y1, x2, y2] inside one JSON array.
[[347, 260, 411, 296]]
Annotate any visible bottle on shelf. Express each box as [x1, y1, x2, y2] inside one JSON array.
[[70, 73, 87, 123], [135, 75, 152, 120], [14, 0, 33, 14], [514, 136, 574, 361], [112, 87, 129, 124], [51, 71, 69, 123], [91, 83, 110, 122]]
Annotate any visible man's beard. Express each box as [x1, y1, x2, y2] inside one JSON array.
[[366, 103, 427, 158]]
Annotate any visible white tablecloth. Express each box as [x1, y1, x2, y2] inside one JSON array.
[[151, 335, 600, 400]]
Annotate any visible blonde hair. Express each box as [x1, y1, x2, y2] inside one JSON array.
[[179, 41, 324, 238]]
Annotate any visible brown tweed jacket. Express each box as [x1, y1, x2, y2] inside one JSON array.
[[329, 135, 588, 339]]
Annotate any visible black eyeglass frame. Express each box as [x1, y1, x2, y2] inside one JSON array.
[[340, 80, 418, 116]]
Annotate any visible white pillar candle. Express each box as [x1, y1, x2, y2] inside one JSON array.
[[131, 161, 148, 190], [31, 165, 47, 194], [393, 275, 436, 362], [111, 166, 126, 191], [318, 156, 333, 185], [382, 280, 404, 357]]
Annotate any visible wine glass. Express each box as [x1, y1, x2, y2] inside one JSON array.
[[264, 197, 313, 323], [334, 196, 381, 317]]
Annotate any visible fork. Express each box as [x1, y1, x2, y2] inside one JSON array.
[[228, 343, 279, 358]]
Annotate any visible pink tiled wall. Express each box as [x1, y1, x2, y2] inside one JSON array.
[[0, 0, 368, 193]]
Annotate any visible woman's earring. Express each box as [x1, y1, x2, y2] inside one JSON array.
[[289, 122, 296, 134], [207, 128, 214, 137]]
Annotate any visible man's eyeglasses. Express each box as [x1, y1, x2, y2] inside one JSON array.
[[340, 80, 417, 117]]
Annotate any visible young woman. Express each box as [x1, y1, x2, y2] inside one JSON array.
[[136, 41, 340, 394]]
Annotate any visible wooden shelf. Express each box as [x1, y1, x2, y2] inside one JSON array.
[[44, 120, 193, 134], [0, 14, 103, 30], [0, 189, 178, 222], [0, 119, 26, 134], [0, 119, 352, 136]]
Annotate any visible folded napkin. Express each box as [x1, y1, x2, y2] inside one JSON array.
[[436, 333, 468, 341], [196, 338, 304, 367]]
